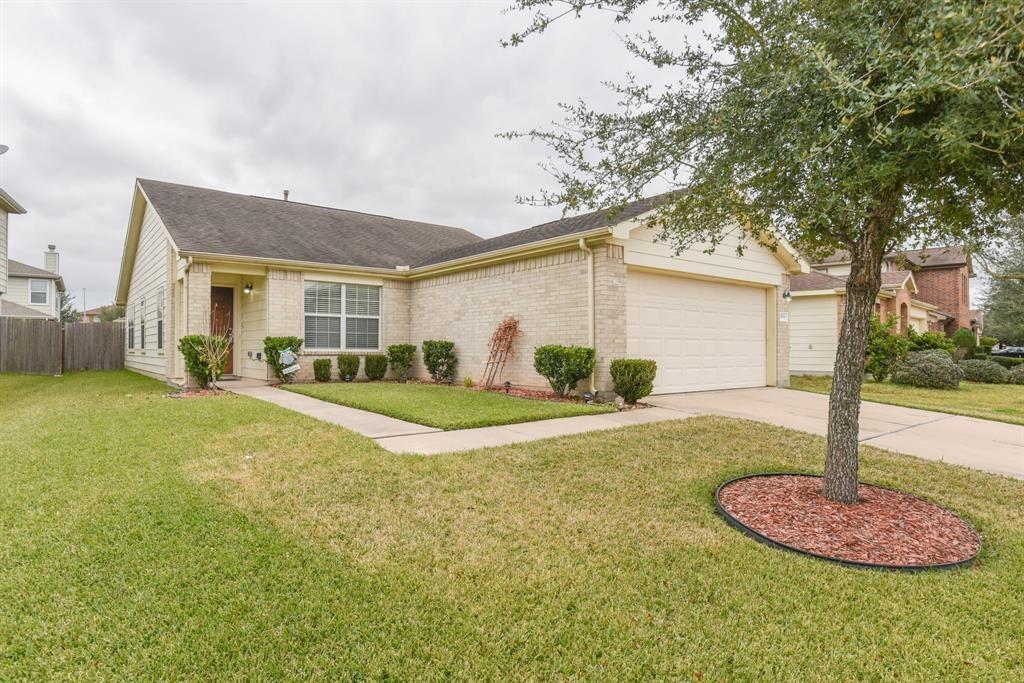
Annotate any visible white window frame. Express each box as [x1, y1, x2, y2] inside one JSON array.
[[30, 279, 48, 305], [127, 303, 135, 350], [139, 296, 146, 350], [303, 281, 381, 351]]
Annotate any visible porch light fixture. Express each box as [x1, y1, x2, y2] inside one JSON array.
[[782, 289, 792, 303], [503, 380, 511, 395], [243, 282, 253, 294]]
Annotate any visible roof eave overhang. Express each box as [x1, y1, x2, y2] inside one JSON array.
[[407, 227, 613, 278], [178, 250, 405, 278], [791, 288, 843, 296], [0, 187, 27, 214]]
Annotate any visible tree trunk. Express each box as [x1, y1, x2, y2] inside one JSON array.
[[823, 188, 901, 503]]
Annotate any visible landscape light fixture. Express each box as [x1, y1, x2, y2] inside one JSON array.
[[503, 380, 511, 395], [583, 391, 593, 403], [243, 282, 253, 294]]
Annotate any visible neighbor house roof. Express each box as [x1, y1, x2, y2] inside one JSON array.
[[7, 259, 66, 291], [791, 271, 847, 292], [137, 179, 483, 269], [0, 186, 26, 215], [414, 193, 675, 267], [814, 245, 969, 269], [0, 299, 49, 318]]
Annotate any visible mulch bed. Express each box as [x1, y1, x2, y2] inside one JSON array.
[[716, 474, 980, 569], [165, 389, 222, 399]]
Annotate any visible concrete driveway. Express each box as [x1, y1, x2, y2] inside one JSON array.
[[648, 387, 1024, 479]]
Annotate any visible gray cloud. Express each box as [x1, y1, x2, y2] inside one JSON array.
[[0, 0, 664, 308]]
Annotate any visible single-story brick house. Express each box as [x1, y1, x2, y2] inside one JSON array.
[[788, 269, 944, 374], [115, 179, 807, 394]]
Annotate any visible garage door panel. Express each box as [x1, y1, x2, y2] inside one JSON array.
[[626, 272, 767, 394]]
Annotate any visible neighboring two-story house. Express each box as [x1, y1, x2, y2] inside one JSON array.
[[1, 247, 66, 319], [788, 246, 973, 374]]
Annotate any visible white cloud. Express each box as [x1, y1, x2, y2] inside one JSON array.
[[0, 0, 668, 307]]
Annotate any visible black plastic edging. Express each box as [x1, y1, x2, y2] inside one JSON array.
[[714, 473, 980, 573]]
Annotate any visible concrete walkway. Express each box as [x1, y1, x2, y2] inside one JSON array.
[[649, 388, 1024, 479], [225, 384, 442, 438]]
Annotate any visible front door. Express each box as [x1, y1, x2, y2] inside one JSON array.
[[211, 286, 234, 374]]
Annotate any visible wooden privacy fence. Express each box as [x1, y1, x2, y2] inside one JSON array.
[[0, 319, 124, 374]]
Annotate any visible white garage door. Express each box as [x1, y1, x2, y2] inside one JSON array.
[[626, 271, 767, 394]]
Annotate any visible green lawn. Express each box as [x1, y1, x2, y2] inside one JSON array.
[[790, 374, 1024, 425], [284, 380, 615, 429], [2, 372, 1023, 679]]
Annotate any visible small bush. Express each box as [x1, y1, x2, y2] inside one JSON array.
[[610, 359, 658, 405], [866, 315, 909, 382], [337, 354, 360, 380], [952, 328, 977, 360], [906, 328, 955, 354], [991, 355, 1024, 369], [179, 334, 229, 388], [463, 376, 475, 388], [364, 354, 388, 381], [422, 340, 458, 383], [980, 336, 999, 348], [533, 345, 597, 397], [1008, 365, 1024, 385], [892, 350, 961, 390], [312, 358, 332, 382], [386, 344, 417, 382], [958, 359, 1010, 384], [264, 336, 303, 382]]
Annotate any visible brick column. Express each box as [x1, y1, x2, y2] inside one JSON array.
[[593, 243, 627, 394], [186, 262, 211, 336], [776, 274, 791, 387]]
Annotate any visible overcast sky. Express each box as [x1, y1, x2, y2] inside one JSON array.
[[0, 0, 667, 309]]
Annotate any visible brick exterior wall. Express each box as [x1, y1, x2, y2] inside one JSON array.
[[776, 275, 791, 387], [409, 248, 591, 389], [913, 266, 970, 333], [593, 244, 627, 392], [185, 262, 212, 336]]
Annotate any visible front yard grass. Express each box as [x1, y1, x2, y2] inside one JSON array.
[[790, 374, 1024, 425], [284, 380, 615, 429], [2, 371, 1023, 679]]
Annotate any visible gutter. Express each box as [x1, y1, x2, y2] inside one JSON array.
[[579, 238, 596, 393]]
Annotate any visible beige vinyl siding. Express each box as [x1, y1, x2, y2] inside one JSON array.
[[125, 203, 173, 379], [240, 276, 268, 380], [790, 295, 839, 374], [622, 227, 790, 286], [3, 276, 57, 317], [0, 209, 7, 294]]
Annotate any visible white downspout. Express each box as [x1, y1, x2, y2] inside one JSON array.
[[578, 238, 596, 393]]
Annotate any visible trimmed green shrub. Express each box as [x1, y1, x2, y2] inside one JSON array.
[[179, 334, 230, 388], [533, 345, 597, 397], [463, 376, 475, 388], [422, 340, 458, 383], [1008, 365, 1024, 385], [906, 328, 955, 354], [387, 344, 417, 382], [892, 350, 961, 389], [364, 354, 388, 381], [866, 315, 909, 382], [313, 358, 332, 382], [952, 327, 977, 360], [337, 354, 360, 380], [980, 336, 999, 348], [958, 359, 1010, 384], [991, 355, 1024, 369], [610, 359, 658, 405], [264, 336, 303, 382]]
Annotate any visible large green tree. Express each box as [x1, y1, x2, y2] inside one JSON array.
[[508, 0, 1023, 502], [982, 236, 1024, 344]]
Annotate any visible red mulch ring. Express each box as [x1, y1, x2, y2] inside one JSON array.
[[716, 474, 980, 569], [165, 389, 222, 399]]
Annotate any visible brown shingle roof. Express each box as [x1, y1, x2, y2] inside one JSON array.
[[414, 193, 677, 267], [7, 259, 59, 279], [814, 246, 967, 268], [880, 270, 913, 288], [138, 179, 483, 269], [791, 271, 847, 292], [0, 299, 50, 318]]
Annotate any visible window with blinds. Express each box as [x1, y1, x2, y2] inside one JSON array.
[[304, 281, 380, 350]]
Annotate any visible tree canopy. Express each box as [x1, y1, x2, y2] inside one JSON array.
[[507, 0, 1023, 261], [983, 239, 1024, 344]]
